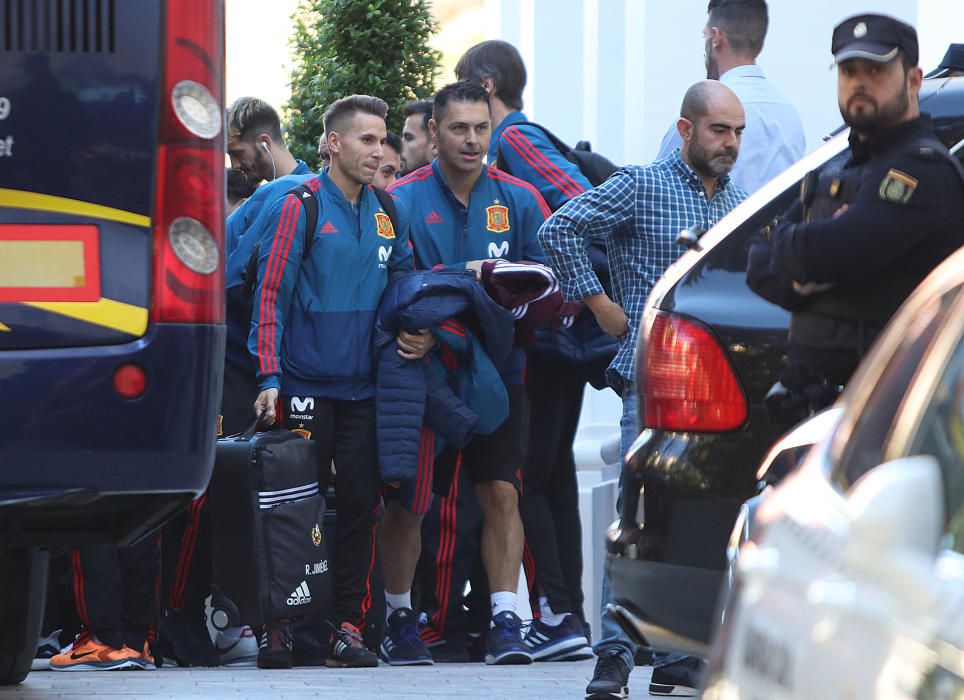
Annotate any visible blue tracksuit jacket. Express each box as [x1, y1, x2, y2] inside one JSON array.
[[226, 160, 313, 259], [387, 161, 550, 383], [490, 111, 593, 212], [248, 169, 414, 399], [224, 161, 313, 373]]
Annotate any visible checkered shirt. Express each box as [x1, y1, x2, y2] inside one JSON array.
[[538, 149, 747, 388]]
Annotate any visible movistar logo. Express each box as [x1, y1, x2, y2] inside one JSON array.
[[488, 241, 509, 258]]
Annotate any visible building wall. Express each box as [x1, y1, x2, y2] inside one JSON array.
[[496, 0, 963, 166]]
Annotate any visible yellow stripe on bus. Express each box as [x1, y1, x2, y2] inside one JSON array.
[[0, 189, 151, 228], [23, 298, 149, 336]]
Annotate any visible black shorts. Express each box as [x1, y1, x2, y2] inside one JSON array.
[[388, 384, 529, 514]]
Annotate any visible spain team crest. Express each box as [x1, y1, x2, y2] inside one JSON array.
[[486, 205, 510, 233], [375, 212, 395, 239], [291, 428, 312, 440]]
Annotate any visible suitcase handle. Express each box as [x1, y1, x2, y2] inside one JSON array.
[[237, 410, 267, 442]]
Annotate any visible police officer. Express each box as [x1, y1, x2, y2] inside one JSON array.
[[748, 13, 964, 426]]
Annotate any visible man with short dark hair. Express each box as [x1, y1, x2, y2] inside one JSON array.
[[657, 0, 805, 194], [373, 131, 403, 188], [748, 14, 964, 427], [540, 81, 748, 700], [225, 98, 313, 258], [383, 80, 550, 667], [227, 97, 309, 187], [226, 167, 257, 216], [400, 99, 435, 176], [456, 40, 592, 211], [248, 94, 420, 670], [455, 38, 603, 663]]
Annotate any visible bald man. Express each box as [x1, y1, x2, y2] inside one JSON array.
[[538, 80, 748, 700]]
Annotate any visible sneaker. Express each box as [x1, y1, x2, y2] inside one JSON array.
[[36, 628, 62, 659], [215, 625, 258, 665], [135, 640, 158, 670], [585, 651, 630, 700], [327, 622, 378, 668], [484, 611, 533, 665], [50, 635, 151, 671], [380, 608, 433, 666], [292, 626, 328, 667], [257, 624, 293, 670], [523, 614, 592, 661], [648, 656, 705, 697], [158, 609, 220, 667], [465, 630, 486, 663]]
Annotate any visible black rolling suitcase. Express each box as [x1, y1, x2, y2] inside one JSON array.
[[208, 420, 330, 629]]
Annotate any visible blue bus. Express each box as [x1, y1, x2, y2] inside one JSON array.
[[0, 0, 225, 683]]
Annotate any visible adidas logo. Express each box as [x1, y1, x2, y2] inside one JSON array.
[[321, 220, 338, 234], [425, 211, 444, 224], [286, 580, 312, 606]]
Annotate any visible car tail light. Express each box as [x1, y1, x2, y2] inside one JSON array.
[[151, 0, 225, 323], [640, 312, 747, 432]]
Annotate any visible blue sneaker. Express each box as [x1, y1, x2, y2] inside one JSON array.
[[523, 614, 592, 661], [380, 608, 433, 666], [485, 611, 533, 665]]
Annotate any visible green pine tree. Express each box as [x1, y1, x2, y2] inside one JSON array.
[[284, 0, 443, 168]]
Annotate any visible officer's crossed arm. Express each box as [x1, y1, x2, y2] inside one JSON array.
[[771, 155, 957, 286]]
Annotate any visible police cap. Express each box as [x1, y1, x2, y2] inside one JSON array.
[[925, 43, 964, 78], [832, 14, 918, 66]]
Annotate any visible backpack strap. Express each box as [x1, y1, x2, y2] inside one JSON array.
[[241, 184, 318, 300], [372, 186, 400, 234], [285, 183, 319, 260], [495, 120, 574, 176]]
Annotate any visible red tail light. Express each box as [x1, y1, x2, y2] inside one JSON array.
[[640, 312, 747, 432], [151, 0, 225, 323]]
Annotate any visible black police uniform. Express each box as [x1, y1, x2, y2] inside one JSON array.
[[748, 113, 964, 418]]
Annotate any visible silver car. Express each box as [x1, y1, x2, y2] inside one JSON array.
[[704, 245, 964, 700]]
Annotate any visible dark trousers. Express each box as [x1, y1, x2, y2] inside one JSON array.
[[415, 452, 488, 644], [282, 395, 381, 641], [160, 494, 211, 613], [159, 361, 257, 617], [70, 535, 160, 650], [520, 357, 604, 621]]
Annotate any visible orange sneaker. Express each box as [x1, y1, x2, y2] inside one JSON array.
[[50, 635, 153, 671]]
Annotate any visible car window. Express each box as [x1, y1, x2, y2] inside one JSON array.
[[832, 289, 960, 491], [906, 337, 964, 553]]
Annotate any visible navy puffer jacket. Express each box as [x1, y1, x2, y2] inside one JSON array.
[[374, 269, 516, 485]]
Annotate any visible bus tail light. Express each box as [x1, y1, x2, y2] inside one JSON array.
[[152, 0, 225, 324], [114, 364, 147, 400], [640, 312, 747, 432]]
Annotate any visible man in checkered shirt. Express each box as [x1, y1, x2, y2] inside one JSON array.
[[538, 80, 748, 700]]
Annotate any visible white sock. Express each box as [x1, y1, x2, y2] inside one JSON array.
[[385, 590, 412, 620], [490, 591, 518, 624], [539, 596, 567, 627]]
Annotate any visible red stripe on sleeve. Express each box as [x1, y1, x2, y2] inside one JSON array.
[[257, 195, 300, 376], [503, 126, 585, 200]]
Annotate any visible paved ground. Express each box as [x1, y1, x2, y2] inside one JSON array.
[[2, 661, 654, 699]]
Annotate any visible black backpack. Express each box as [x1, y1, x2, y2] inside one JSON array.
[[240, 183, 399, 310], [495, 120, 619, 202]]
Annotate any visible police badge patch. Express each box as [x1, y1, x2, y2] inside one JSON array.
[[486, 205, 510, 233], [879, 168, 918, 204], [375, 212, 395, 239]]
